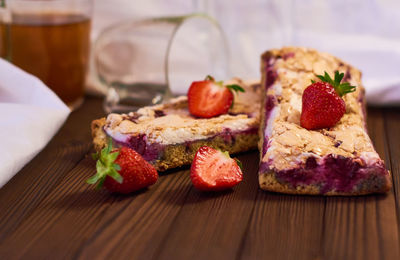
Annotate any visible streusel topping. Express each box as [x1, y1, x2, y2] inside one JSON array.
[[105, 79, 261, 145], [261, 47, 380, 171]]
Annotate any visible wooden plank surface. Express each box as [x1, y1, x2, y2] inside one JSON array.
[[0, 96, 399, 260]]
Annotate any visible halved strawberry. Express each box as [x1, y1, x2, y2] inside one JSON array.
[[300, 71, 356, 130], [87, 140, 158, 194], [190, 146, 243, 191], [187, 75, 245, 118]]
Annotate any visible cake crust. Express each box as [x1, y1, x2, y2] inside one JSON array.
[[92, 79, 261, 171], [258, 47, 391, 195]]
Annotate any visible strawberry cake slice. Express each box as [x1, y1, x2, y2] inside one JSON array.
[[258, 47, 391, 195], [92, 79, 260, 171]]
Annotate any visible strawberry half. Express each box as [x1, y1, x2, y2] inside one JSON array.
[[190, 146, 243, 191], [300, 71, 356, 130], [87, 140, 158, 194], [187, 75, 245, 118]]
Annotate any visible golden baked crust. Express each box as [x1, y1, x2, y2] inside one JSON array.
[[91, 118, 107, 152], [259, 172, 390, 196], [153, 133, 258, 171]]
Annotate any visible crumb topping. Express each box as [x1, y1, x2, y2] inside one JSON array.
[[104, 79, 261, 145], [261, 47, 380, 171]]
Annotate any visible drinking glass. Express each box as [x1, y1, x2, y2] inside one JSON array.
[[0, 0, 93, 109], [93, 13, 229, 113]]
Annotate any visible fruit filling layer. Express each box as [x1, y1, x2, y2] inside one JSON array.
[[111, 134, 164, 162], [107, 127, 258, 162], [259, 155, 388, 193], [259, 47, 390, 192]]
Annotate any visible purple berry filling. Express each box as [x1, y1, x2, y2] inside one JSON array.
[[107, 127, 258, 163], [112, 134, 164, 162], [128, 114, 140, 123], [259, 53, 387, 194], [262, 95, 276, 157], [261, 55, 278, 157], [264, 59, 278, 90], [282, 52, 295, 60], [260, 155, 388, 193], [217, 127, 258, 145], [154, 110, 166, 117]]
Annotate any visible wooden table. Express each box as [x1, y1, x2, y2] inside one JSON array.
[[0, 96, 399, 260]]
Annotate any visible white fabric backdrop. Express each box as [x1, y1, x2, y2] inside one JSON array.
[[91, 0, 400, 105]]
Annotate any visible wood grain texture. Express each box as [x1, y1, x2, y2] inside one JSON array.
[[0, 141, 91, 242], [0, 97, 399, 260], [155, 153, 260, 260], [320, 108, 399, 260], [384, 107, 400, 246], [0, 98, 105, 241], [77, 169, 193, 260], [239, 192, 325, 260]]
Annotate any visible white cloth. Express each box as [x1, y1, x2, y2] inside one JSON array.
[[89, 0, 400, 105], [0, 59, 70, 188]]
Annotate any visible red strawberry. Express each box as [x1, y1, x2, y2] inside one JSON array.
[[87, 140, 158, 194], [188, 75, 245, 118], [300, 71, 356, 130], [190, 146, 243, 191]]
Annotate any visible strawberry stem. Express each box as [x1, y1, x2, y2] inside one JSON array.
[[314, 71, 356, 97], [86, 139, 123, 189], [203, 75, 245, 93], [234, 158, 243, 171], [226, 84, 245, 93], [205, 75, 215, 81]]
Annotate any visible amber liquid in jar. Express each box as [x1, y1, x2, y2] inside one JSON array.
[[7, 13, 91, 106], [0, 23, 6, 58]]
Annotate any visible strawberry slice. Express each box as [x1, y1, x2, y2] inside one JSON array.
[[188, 75, 245, 118], [300, 71, 356, 130], [190, 146, 243, 191]]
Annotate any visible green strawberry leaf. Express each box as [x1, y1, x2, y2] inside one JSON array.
[[205, 75, 215, 81], [334, 71, 344, 86], [108, 151, 119, 163], [86, 174, 100, 185], [113, 164, 121, 171], [226, 84, 245, 93], [91, 152, 99, 160], [96, 177, 106, 190], [235, 158, 243, 171], [108, 169, 123, 184], [86, 139, 123, 189], [313, 71, 356, 97]]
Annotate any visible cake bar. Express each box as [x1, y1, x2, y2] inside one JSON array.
[[258, 47, 391, 195], [92, 79, 261, 171]]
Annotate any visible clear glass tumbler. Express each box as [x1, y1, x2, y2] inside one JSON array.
[[93, 13, 229, 113]]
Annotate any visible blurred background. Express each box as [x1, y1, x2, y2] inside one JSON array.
[[92, 0, 400, 99], [1, 0, 399, 108]]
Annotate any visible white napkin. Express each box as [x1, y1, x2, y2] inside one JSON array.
[[0, 59, 70, 188], [89, 0, 400, 105]]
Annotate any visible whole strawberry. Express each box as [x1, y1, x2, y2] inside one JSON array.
[[87, 140, 158, 194], [190, 146, 243, 191], [188, 75, 245, 118], [300, 71, 356, 130]]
